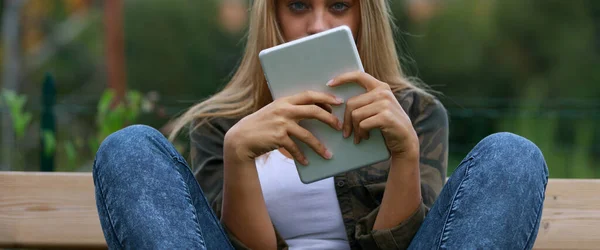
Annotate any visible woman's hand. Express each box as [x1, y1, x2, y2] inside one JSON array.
[[222, 90, 342, 250], [327, 71, 419, 158], [224, 90, 344, 165]]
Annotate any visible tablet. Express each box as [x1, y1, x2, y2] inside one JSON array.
[[258, 25, 390, 184]]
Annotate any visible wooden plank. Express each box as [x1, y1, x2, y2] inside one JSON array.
[[533, 179, 600, 249], [0, 171, 106, 249], [1, 171, 599, 249]]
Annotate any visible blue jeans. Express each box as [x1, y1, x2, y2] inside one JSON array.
[[93, 125, 548, 249]]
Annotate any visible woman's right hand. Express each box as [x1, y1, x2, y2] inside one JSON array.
[[224, 90, 344, 166]]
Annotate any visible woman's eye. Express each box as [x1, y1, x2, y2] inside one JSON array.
[[289, 2, 309, 12], [330, 2, 349, 12]]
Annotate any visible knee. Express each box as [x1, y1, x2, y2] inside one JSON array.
[[471, 132, 548, 185], [97, 125, 163, 155], [94, 125, 167, 177]]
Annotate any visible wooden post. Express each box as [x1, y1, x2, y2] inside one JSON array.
[[104, 0, 126, 104]]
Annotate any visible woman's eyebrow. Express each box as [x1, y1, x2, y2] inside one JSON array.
[[325, 0, 352, 4]]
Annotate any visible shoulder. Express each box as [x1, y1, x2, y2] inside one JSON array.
[[190, 116, 241, 147], [393, 87, 448, 125]]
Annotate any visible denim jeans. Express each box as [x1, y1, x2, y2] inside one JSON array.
[[93, 125, 548, 249]]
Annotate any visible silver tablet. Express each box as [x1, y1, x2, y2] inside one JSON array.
[[259, 26, 390, 184]]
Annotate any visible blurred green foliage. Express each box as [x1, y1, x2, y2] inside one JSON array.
[[3, 0, 599, 177], [1, 90, 32, 139], [124, 0, 244, 105], [90, 89, 143, 156], [391, 0, 600, 177], [42, 129, 56, 157]]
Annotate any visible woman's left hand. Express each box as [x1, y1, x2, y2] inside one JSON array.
[[327, 71, 419, 158]]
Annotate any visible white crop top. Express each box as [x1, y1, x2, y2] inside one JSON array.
[[255, 150, 351, 250]]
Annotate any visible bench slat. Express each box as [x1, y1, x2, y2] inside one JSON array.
[[533, 179, 600, 249], [0, 172, 106, 249], [1, 172, 599, 249]]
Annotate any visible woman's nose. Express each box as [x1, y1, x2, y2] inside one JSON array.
[[307, 13, 330, 35]]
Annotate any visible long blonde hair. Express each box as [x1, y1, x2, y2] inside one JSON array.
[[169, 0, 426, 140]]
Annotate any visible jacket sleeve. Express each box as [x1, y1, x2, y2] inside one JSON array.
[[190, 118, 289, 250], [354, 91, 449, 249]]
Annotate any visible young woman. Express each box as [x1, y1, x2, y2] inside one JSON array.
[[93, 0, 548, 249]]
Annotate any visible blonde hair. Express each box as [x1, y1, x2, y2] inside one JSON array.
[[169, 0, 426, 140]]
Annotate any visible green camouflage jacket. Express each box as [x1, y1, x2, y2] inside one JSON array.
[[190, 87, 449, 250]]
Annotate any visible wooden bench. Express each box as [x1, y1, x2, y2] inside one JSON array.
[[1, 172, 599, 249]]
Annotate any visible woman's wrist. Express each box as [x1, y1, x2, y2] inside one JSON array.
[[390, 150, 419, 177], [224, 145, 253, 171], [223, 127, 253, 166], [375, 141, 422, 230], [391, 147, 419, 161], [390, 135, 420, 163]]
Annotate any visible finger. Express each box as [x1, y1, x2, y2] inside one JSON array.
[[291, 105, 342, 131], [315, 103, 333, 113], [351, 103, 382, 144], [342, 91, 379, 138], [280, 136, 309, 165], [326, 71, 385, 91], [288, 124, 332, 160], [358, 113, 385, 134], [287, 90, 344, 106]]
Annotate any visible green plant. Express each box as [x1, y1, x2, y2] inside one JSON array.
[[42, 129, 56, 157], [1, 90, 33, 139], [88, 89, 143, 155]]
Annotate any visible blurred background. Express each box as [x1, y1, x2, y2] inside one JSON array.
[[0, 0, 598, 178]]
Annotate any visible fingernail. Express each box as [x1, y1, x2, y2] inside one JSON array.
[[343, 129, 349, 138], [300, 158, 309, 165], [335, 97, 344, 104], [326, 79, 334, 86], [337, 121, 343, 130], [324, 149, 333, 159]]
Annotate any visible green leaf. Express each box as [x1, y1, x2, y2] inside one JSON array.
[[97, 90, 115, 123], [93, 89, 145, 155], [64, 141, 77, 163], [15, 113, 32, 139], [42, 130, 56, 156], [1, 89, 33, 139]]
